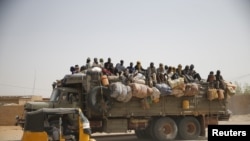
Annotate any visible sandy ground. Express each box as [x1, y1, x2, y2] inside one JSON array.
[[0, 114, 250, 141], [0, 126, 22, 141]]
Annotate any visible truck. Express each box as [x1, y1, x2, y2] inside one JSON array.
[[17, 67, 236, 141]]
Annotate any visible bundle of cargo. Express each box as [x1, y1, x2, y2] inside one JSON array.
[[207, 88, 218, 100], [101, 75, 109, 86], [107, 75, 120, 83], [217, 89, 225, 100], [130, 83, 153, 98], [132, 77, 146, 84], [155, 83, 172, 96], [109, 82, 133, 102], [224, 81, 237, 96], [168, 77, 185, 89], [184, 83, 200, 96], [166, 77, 185, 97], [150, 87, 161, 103], [86, 67, 102, 81], [207, 88, 225, 101], [171, 89, 184, 97], [132, 73, 146, 84]]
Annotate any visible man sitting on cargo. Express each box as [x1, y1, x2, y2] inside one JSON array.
[[86, 57, 92, 69], [126, 62, 135, 74], [146, 62, 157, 87], [207, 71, 216, 88], [74, 65, 80, 73], [114, 60, 126, 76], [156, 63, 165, 83], [99, 58, 104, 68], [182, 65, 194, 83], [176, 64, 184, 78], [215, 70, 225, 90], [103, 57, 114, 75], [92, 57, 101, 68], [189, 64, 201, 81], [70, 66, 75, 74], [171, 67, 179, 80], [134, 61, 146, 75]]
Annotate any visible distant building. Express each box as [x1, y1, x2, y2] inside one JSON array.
[[0, 95, 47, 125], [0, 95, 43, 105]]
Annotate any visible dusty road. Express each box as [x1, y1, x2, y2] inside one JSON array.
[[0, 114, 249, 141]]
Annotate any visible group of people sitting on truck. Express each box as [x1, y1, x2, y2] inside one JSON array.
[[69, 57, 225, 90]]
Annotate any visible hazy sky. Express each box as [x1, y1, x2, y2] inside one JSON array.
[[0, 0, 249, 98]]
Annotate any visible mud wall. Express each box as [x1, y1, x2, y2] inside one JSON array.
[[0, 105, 24, 126]]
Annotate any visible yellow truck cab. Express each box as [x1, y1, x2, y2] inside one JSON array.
[[21, 108, 94, 141]]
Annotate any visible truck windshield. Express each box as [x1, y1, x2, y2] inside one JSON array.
[[50, 88, 60, 101]]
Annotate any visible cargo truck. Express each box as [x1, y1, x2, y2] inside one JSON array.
[[17, 68, 236, 141]]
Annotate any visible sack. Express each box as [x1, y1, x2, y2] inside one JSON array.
[[171, 89, 184, 97], [123, 87, 133, 102], [109, 82, 123, 98], [108, 75, 120, 82], [155, 83, 172, 96], [109, 82, 133, 102], [133, 73, 146, 80], [116, 84, 128, 102], [207, 88, 218, 100], [151, 87, 160, 103], [91, 67, 102, 72], [168, 77, 184, 89], [217, 89, 224, 100], [224, 81, 237, 96], [227, 86, 236, 96], [130, 83, 149, 98], [132, 78, 146, 84], [184, 83, 199, 96], [86, 70, 101, 80]]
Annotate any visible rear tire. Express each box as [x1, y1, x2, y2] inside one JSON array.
[[152, 117, 177, 141], [135, 129, 150, 139], [177, 117, 201, 140], [148, 118, 157, 139], [88, 86, 113, 114]]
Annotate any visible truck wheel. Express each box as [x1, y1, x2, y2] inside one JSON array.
[[177, 117, 201, 140], [88, 86, 113, 114], [135, 129, 143, 138], [152, 117, 178, 141], [144, 126, 153, 139], [148, 118, 157, 139], [135, 129, 149, 139]]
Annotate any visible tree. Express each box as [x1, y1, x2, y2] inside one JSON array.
[[243, 83, 250, 94], [234, 81, 242, 94]]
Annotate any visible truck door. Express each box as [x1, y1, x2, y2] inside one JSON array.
[[54, 91, 79, 108]]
